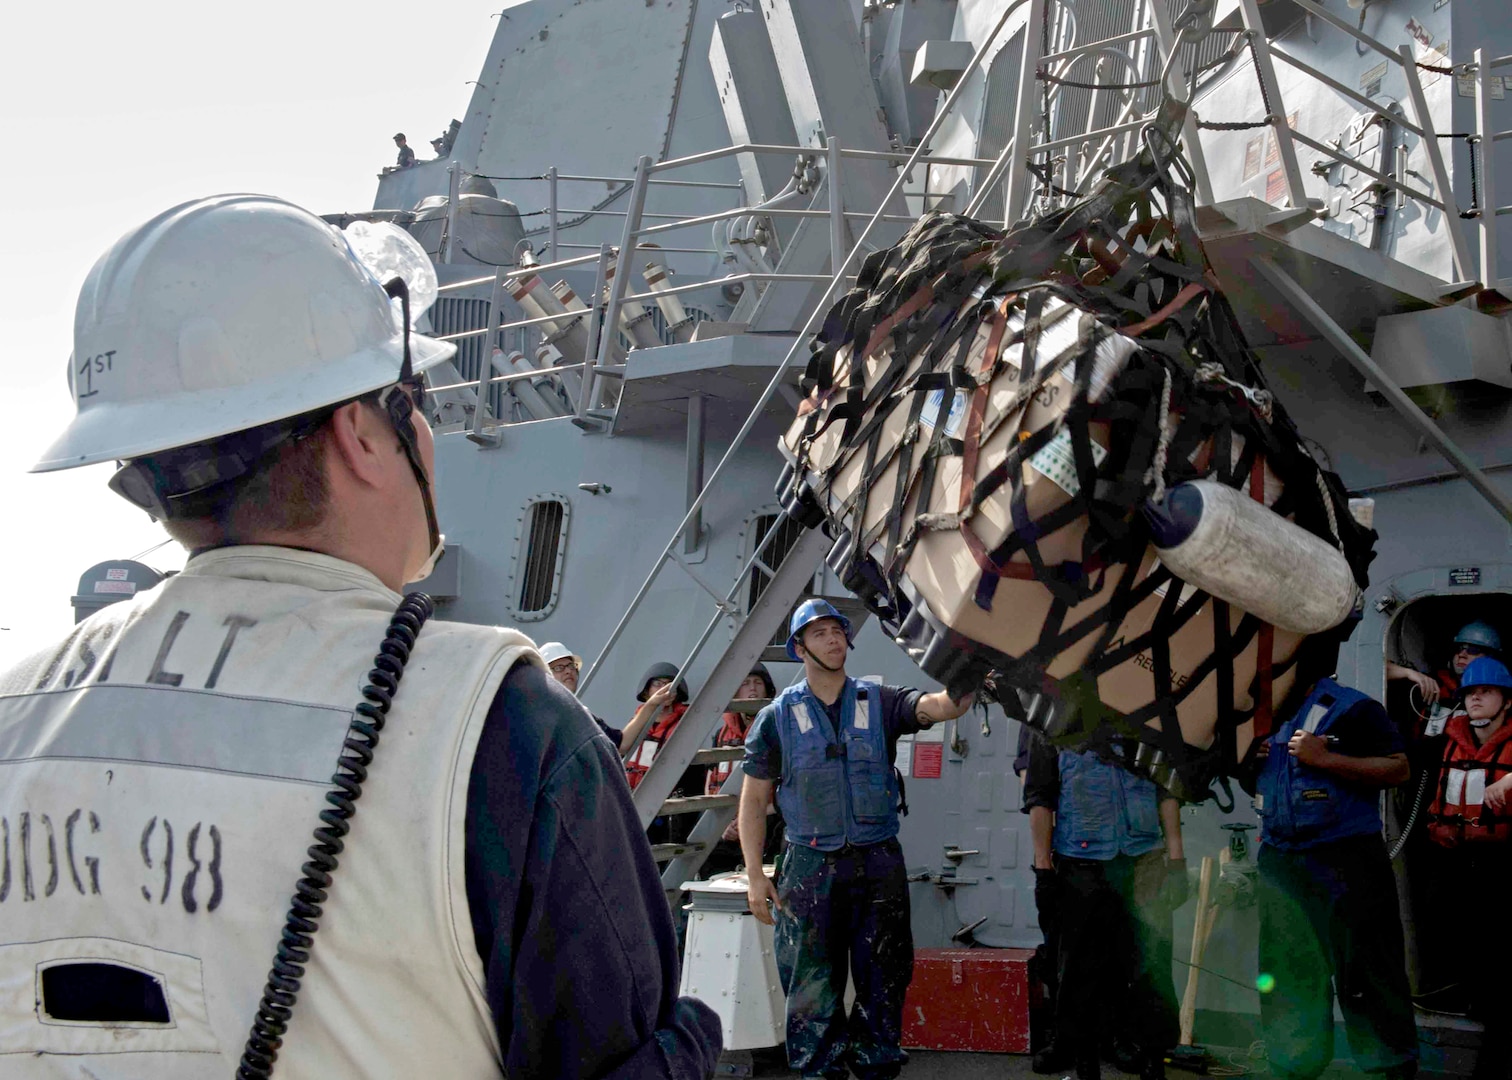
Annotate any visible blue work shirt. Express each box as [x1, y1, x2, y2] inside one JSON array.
[[1255, 678, 1401, 852], [1022, 736, 1164, 860], [743, 679, 924, 851], [465, 662, 722, 1078]]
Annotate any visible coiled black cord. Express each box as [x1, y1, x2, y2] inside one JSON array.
[[237, 592, 435, 1079]]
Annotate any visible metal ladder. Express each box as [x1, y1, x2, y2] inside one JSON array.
[[573, 5, 1048, 900]]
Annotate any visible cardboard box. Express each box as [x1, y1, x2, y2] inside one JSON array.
[[784, 294, 1303, 762]]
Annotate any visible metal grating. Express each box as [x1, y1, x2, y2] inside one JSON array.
[[429, 295, 509, 419], [517, 499, 566, 614]]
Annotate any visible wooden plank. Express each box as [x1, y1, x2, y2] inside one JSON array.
[[649, 841, 708, 862], [690, 746, 747, 765], [725, 698, 772, 716], [660, 794, 740, 815], [1179, 855, 1217, 1046]]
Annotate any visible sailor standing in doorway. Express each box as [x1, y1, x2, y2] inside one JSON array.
[[740, 599, 974, 1080], [1388, 620, 1501, 736], [1253, 655, 1417, 1080], [1424, 656, 1512, 1079], [0, 196, 721, 1078]]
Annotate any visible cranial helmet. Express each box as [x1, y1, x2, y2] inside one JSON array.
[[1461, 656, 1512, 694], [636, 661, 689, 703], [748, 662, 776, 698], [1455, 621, 1502, 654]]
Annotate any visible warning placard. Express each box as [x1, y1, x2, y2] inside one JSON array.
[[913, 743, 944, 779]]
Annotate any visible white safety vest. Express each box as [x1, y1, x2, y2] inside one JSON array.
[[0, 546, 540, 1078]]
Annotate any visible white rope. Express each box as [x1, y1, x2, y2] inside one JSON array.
[[1315, 471, 1343, 551], [1144, 365, 1175, 501], [1194, 361, 1273, 422]]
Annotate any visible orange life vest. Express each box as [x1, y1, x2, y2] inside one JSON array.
[[625, 702, 687, 790], [706, 711, 749, 795], [1428, 714, 1512, 846]]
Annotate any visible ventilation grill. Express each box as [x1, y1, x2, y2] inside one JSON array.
[[514, 497, 569, 619]]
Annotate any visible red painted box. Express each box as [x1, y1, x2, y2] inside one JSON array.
[[901, 947, 1034, 1053]]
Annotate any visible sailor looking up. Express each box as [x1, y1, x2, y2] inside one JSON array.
[[0, 196, 721, 1079], [739, 599, 973, 1080], [1385, 619, 1501, 1010], [1423, 656, 1512, 1079], [540, 639, 629, 750], [1021, 732, 1185, 1080], [624, 661, 690, 790], [1253, 654, 1416, 1080], [700, 663, 782, 879]]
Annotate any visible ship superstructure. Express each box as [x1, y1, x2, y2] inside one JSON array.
[[85, 0, 1512, 1063]]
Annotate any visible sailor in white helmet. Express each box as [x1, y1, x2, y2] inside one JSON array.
[[540, 640, 631, 749], [0, 196, 721, 1079]]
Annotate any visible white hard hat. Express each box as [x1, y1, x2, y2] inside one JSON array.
[[34, 194, 455, 473], [539, 642, 582, 669]]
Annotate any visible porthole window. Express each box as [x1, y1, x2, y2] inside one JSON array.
[[511, 495, 570, 621]]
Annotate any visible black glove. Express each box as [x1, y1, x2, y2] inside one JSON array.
[[1032, 865, 1059, 938], [1161, 857, 1189, 910]]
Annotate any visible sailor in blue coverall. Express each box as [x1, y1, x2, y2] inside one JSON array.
[[739, 600, 975, 1080], [1254, 671, 1418, 1080]]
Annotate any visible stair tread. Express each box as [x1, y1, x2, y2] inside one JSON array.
[[649, 841, 709, 862], [660, 794, 739, 814], [689, 746, 747, 765]]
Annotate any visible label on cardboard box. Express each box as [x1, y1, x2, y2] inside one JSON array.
[[919, 388, 969, 439], [1028, 428, 1108, 497]]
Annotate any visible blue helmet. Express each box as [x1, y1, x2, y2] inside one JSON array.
[[786, 598, 853, 661], [1455, 621, 1502, 653], [1461, 657, 1512, 693]]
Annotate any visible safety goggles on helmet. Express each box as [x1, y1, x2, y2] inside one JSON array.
[[107, 372, 431, 522]]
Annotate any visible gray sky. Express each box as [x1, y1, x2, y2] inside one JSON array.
[[0, 2, 500, 666]]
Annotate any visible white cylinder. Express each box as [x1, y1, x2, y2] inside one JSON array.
[[534, 343, 582, 407], [509, 274, 594, 359], [638, 246, 692, 326], [1152, 480, 1360, 635], [605, 256, 663, 350], [491, 348, 562, 419]]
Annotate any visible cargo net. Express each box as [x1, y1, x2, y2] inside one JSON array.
[[777, 143, 1376, 802]]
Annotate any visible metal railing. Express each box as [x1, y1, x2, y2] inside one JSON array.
[[952, 0, 1489, 287], [422, 131, 998, 437], [576, 0, 1033, 699], [423, 0, 1512, 691], [1473, 50, 1512, 287], [425, 0, 1506, 440]]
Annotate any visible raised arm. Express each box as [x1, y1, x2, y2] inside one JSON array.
[[619, 682, 676, 754], [916, 688, 976, 725]]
